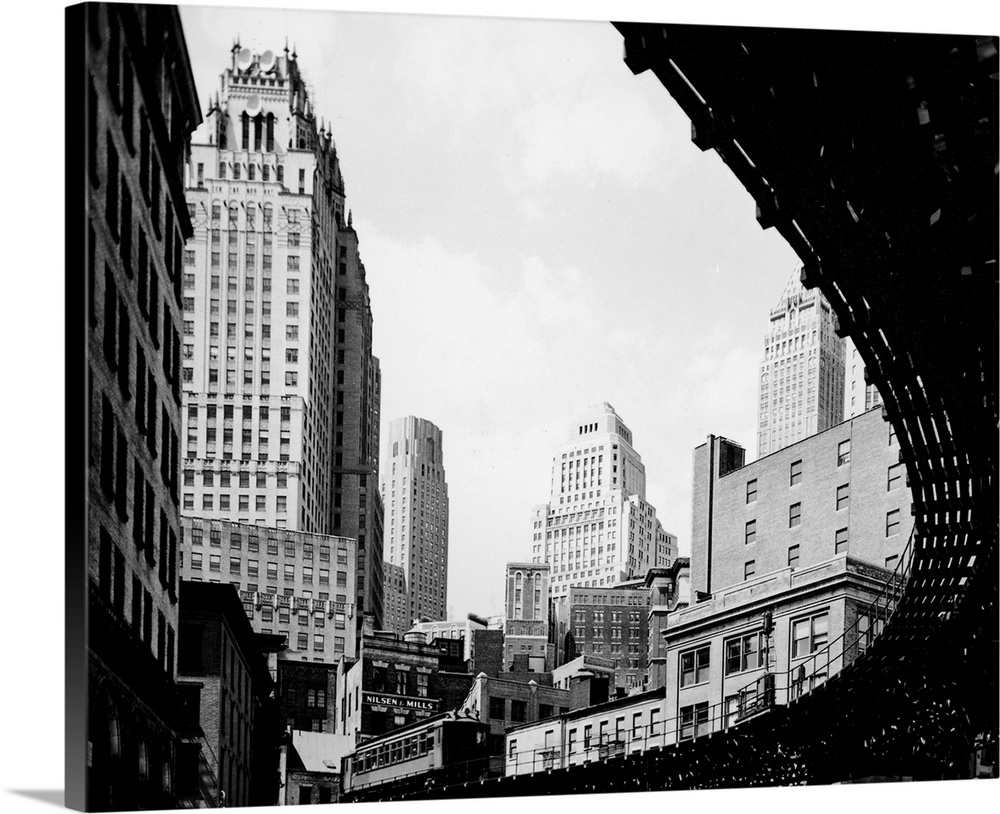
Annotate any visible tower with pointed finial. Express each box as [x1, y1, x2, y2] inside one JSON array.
[[756, 270, 845, 457], [182, 47, 385, 654]]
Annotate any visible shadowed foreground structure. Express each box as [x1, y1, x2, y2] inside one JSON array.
[[354, 23, 998, 800]]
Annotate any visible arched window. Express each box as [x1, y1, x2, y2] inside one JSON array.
[[106, 696, 121, 760], [228, 203, 238, 227], [241, 111, 249, 150], [265, 113, 275, 152], [254, 114, 263, 151], [137, 736, 149, 780]]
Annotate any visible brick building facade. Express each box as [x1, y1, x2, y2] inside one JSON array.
[[79, 4, 202, 810], [692, 407, 913, 598]]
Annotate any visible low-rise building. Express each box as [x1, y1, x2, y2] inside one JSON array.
[[463, 672, 571, 775], [664, 553, 903, 741], [277, 660, 338, 734], [280, 730, 353, 805], [335, 632, 444, 747], [407, 616, 487, 662], [551, 654, 616, 693], [175, 581, 282, 808], [505, 689, 666, 776]]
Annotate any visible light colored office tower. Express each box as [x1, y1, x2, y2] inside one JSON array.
[[756, 272, 845, 458], [844, 338, 883, 418], [381, 417, 449, 622], [181, 45, 384, 640], [531, 403, 677, 601]]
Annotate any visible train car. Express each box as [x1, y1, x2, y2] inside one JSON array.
[[340, 710, 490, 801]]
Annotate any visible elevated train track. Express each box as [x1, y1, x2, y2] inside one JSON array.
[[372, 23, 999, 800]]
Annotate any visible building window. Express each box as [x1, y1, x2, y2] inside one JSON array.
[[745, 519, 756, 545], [725, 631, 763, 676], [788, 544, 800, 568], [887, 464, 903, 491], [885, 555, 899, 570], [790, 459, 802, 486], [886, 509, 901, 537], [836, 484, 849, 511], [789, 502, 801, 528], [837, 439, 851, 466], [834, 527, 848, 554], [791, 612, 829, 658], [679, 702, 709, 741], [679, 645, 710, 687], [510, 700, 527, 723], [746, 479, 757, 503]]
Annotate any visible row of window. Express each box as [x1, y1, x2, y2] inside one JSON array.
[[187, 554, 349, 586], [186, 527, 347, 562], [97, 526, 176, 676], [746, 460, 903, 504], [679, 612, 829, 688], [744, 508, 903, 563]]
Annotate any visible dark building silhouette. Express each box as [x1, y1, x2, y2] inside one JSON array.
[[76, 3, 202, 810]]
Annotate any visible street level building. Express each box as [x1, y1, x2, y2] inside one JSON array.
[[280, 730, 353, 805], [673, 406, 914, 741], [381, 417, 449, 622], [80, 4, 202, 809], [335, 632, 446, 747], [505, 689, 666, 776], [664, 553, 903, 743], [756, 274, 845, 457], [277, 660, 339, 734], [503, 562, 552, 672], [463, 672, 572, 775], [179, 516, 358, 664], [175, 581, 281, 808], [181, 44, 384, 642], [531, 403, 676, 599]]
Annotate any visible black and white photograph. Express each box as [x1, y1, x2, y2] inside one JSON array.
[[16, 0, 999, 811]]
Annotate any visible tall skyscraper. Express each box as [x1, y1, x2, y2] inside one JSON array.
[[79, 4, 202, 809], [531, 403, 676, 601], [180, 44, 384, 645], [381, 417, 449, 623], [844, 338, 883, 418], [756, 273, 845, 458]]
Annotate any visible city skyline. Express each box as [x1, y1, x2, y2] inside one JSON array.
[[177, 2, 804, 622], [33, 2, 1000, 813]]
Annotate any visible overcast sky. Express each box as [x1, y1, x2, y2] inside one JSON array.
[[174, 1, 979, 621]]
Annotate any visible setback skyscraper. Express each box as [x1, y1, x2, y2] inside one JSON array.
[[180, 44, 384, 647], [531, 403, 677, 600], [381, 417, 449, 624], [756, 273, 845, 457]]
